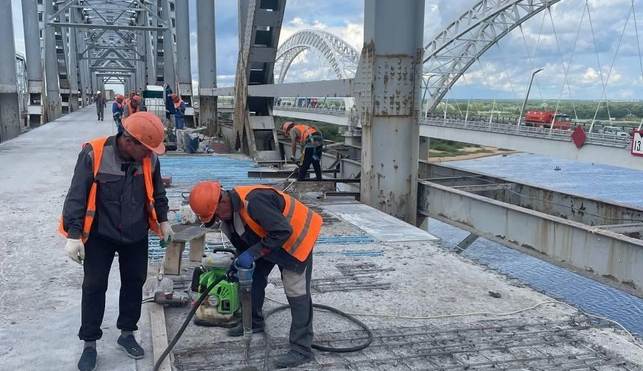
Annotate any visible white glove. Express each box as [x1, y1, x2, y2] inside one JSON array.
[[160, 221, 175, 242], [65, 239, 85, 265]]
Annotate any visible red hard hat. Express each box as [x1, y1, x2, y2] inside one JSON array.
[[122, 112, 166, 154], [189, 181, 222, 223]]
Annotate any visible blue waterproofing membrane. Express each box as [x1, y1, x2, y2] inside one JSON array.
[[430, 153, 643, 337]]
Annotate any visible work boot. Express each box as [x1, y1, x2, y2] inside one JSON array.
[[272, 350, 314, 369], [77, 347, 97, 371], [226, 323, 264, 337], [117, 334, 145, 359]]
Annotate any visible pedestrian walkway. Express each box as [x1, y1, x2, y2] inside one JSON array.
[[0, 105, 153, 370]]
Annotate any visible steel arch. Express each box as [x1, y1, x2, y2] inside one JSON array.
[[423, 0, 563, 114], [275, 29, 360, 83]]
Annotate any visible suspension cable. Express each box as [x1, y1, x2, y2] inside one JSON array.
[[588, 1, 633, 133], [546, 2, 586, 135]]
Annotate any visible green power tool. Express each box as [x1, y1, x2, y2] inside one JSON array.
[[191, 251, 241, 327]]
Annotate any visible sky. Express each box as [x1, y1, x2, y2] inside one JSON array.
[[10, 0, 643, 100]]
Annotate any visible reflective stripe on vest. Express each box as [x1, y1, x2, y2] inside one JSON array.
[[57, 137, 161, 242], [233, 185, 323, 262], [292, 124, 318, 144]]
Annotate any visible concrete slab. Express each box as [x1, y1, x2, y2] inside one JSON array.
[[160, 197, 643, 370]]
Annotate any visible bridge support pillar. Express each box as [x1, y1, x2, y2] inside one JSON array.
[[175, 0, 194, 127], [67, 8, 80, 112], [44, 0, 62, 122], [197, 0, 218, 136], [0, 0, 21, 143], [357, 0, 424, 224], [162, 0, 176, 90], [21, 0, 44, 127]]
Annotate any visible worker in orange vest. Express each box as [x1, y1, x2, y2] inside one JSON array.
[[189, 181, 323, 369], [60, 112, 174, 371], [282, 122, 324, 180]]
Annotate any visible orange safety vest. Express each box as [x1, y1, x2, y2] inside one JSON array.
[[58, 136, 162, 242], [292, 124, 319, 144], [234, 185, 323, 262]]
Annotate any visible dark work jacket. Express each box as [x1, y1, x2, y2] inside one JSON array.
[[62, 135, 169, 244], [220, 189, 310, 273]]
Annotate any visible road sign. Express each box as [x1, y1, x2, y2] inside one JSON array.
[[632, 130, 643, 156]]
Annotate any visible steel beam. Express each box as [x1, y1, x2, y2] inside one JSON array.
[[145, 3, 157, 85], [358, 0, 424, 223], [21, 0, 44, 127], [161, 0, 176, 89], [44, 0, 62, 121], [136, 7, 147, 91], [46, 22, 166, 31], [201, 79, 353, 98], [197, 0, 218, 135]]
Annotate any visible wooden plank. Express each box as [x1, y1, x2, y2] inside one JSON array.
[[164, 241, 185, 275], [189, 235, 205, 262], [149, 304, 173, 371]]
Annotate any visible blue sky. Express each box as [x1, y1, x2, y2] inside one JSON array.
[[10, 0, 643, 100]]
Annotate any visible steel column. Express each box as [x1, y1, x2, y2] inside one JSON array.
[[146, 2, 158, 85], [44, 0, 63, 121], [136, 8, 147, 91], [162, 0, 176, 89], [67, 5, 80, 111], [358, 0, 424, 223], [197, 0, 217, 135], [175, 0, 192, 99], [0, 0, 21, 142], [21, 0, 44, 127]]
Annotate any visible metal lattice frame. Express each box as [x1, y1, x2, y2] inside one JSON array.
[[275, 29, 359, 83], [422, 0, 563, 114]]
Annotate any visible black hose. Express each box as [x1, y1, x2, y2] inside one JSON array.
[[264, 303, 373, 353]]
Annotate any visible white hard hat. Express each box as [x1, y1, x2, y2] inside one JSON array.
[[96, 91, 101, 94]]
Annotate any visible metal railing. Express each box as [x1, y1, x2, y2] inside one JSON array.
[[423, 116, 631, 148]]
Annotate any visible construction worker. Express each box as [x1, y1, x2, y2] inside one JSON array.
[[171, 94, 187, 129], [95, 91, 106, 121], [112, 95, 125, 134], [59, 112, 174, 371], [282, 122, 324, 181], [189, 181, 323, 369], [164, 83, 175, 123], [123, 94, 142, 118]]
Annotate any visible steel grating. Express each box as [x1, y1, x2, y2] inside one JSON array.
[[173, 317, 638, 370], [271, 262, 393, 293]]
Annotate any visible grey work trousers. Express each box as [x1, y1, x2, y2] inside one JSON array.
[[252, 256, 313, 357]]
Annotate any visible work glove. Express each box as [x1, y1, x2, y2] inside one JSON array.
[[160, 221, 175, 242], [226, 250, 254, 281], [65, 238, 85, 265]]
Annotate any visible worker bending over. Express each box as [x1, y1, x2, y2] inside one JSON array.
[[189, 182, 323, 368], [60, 112, 174, 371], [282, 122, 324, 180]]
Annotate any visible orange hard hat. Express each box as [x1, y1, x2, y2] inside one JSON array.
[[171, 94, 180, 102], [189, 181, 222, 224], [122, 112, 166, 154], [282, 121, 295, 134]]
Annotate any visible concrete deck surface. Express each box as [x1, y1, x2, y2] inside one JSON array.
[[0, 107, 642, 371]]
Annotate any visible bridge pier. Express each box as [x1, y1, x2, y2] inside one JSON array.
[[0, 0, 21, 143], [358, 0, 425, 224], [43, 0, 62, 122], [197, 0, 218, 136], [21, 0, 44, 127]]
